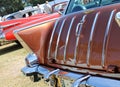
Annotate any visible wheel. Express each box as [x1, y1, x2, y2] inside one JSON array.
[[30, 74, 40, 82]]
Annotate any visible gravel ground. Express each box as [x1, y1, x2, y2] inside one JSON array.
[[0, 43, 48, 87]]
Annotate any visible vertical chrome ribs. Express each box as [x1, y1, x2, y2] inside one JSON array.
[[47, 19, 60, 60], [74, 15, 87, 64], [86, 12, 100, 66], [101, 10, 116, 67], [54, 19, 66, 60], [63, 17, 76, 62], [47, 10, 116, 69]]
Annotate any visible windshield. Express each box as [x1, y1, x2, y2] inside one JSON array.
[[65, 0, 120, 14]]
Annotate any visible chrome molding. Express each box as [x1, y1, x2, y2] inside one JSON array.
[[101, 10, 116, 67], [86, 12, 100, 66], [74, 15, 86, 64], [54, 19, 66, 60], [25, 53, 38, 67], [47, 19, 59, 60], [63, 17, 76, 62], [72, 75, 91, 87], [44, 69, 60, 80], [22, 64, 120, 87]]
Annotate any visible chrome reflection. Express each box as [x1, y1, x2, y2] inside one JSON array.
[[63, 17, 76, 62], [115, 12, 120, 27], [86, 12, 100, 66], [102, 10, 116, 67], [55, 19, 66, 60], [44, 69, 60, 80], [47, 19, 59, 60], [22, 64, 120, 87], [25, 53, 38, 67], [72, 75, 91, 87], [74, 15, 86, 64]]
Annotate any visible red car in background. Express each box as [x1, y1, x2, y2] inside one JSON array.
[[0, 1, 68, 43], [0, 13, 60, 41]]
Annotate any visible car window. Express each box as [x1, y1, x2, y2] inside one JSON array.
[[6, 16, 15, 20], [65, 0, 120, 14]]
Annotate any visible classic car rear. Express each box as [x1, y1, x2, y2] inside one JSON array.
[[14, 0, 120, 87]]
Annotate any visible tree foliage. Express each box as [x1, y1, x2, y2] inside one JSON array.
[[0, 0, 24, 16], [0, 0, 53, 16]]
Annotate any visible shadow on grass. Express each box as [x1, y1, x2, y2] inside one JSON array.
[[0, 43, 23, 55]]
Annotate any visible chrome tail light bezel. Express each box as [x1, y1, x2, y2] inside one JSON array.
[[25, 53, 39, 67]]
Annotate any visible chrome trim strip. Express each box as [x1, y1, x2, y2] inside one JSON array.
[[72, 75, 91, 87], [74, 15, 86, 64], [86, 12, 100, 66], [22, 65, 120, 85], [1, 22, 20, 29], [47, 19, 59, 59], [14, 17, 59, 33], [102, 10, 116, 67], [54, 19, 66, 60], [44, 69, 60, 80], [63, 17, 75, 62]]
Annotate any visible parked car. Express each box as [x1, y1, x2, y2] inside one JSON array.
[[2, 7, 40, 21], [14, 0, 120, 87], [0, 1, 68, 42], [0, 13, 60, 41]]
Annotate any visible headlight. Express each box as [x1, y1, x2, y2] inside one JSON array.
[[25, 53, 38, 67]]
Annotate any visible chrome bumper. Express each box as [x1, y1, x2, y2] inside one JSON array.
[[21, 65, 120, 87]]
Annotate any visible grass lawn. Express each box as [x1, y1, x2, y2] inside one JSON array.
[[0, 43, 48, 87]]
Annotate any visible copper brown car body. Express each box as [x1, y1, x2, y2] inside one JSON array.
[[14, 0, 120, 87]]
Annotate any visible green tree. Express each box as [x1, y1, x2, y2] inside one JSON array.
[[0, 0, 24, 16], [0, 0, 54, 16]]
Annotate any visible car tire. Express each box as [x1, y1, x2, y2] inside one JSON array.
[[30, 74, 40, 82]]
